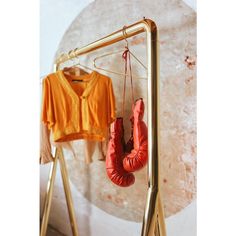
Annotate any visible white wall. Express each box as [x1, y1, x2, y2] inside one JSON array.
[[40, 0, 94, 77]]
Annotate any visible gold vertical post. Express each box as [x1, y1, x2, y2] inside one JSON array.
[[41, 18, 166, 236], [40, 150, 59, 236], [141, 21, 166, 236]]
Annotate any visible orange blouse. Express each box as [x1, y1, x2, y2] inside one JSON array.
[[41, 70, 116, 142]]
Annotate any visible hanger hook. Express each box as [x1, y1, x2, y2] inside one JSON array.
[[67, 49, 75, 66], [122, 26, 129, 48], [58, 53, 65, 63], [73, 48, 79, 57], [73, 48, 80, 65], [68, 50, 74, 59]]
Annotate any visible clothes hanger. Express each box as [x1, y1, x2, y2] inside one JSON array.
[[62, 50, 87, 77], [93, 26, 147, 79], [69, 49, 95, 74], [62, 49, 91, 80]]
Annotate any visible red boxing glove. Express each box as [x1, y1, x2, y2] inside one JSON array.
[[106, 118, 135, 187], [123, 98, 148, 172], [125, 115, 134, 153]]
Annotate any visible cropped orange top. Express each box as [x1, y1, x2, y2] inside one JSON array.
[[41, 70, 116, 142]]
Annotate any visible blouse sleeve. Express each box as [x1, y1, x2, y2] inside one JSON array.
[[41, 77, 55, 129], [107, 78, 116, 124]]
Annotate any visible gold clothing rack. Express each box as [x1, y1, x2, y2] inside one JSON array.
[[40, 18, 166, 236]]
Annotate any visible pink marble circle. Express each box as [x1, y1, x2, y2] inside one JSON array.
[[56, 0, 196, 221]]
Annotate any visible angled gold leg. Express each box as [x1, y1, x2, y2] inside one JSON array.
[[157, 193, 166, 236], [141, 193, 166, 236], [40, 149, 59, 236], [40, 147, 79, 236], [58, 147, 79, 236]]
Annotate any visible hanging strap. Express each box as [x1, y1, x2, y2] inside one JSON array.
[[122, 47, 134, 117]]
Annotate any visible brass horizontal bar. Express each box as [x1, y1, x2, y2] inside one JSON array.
[[54, 19, 157, 68]]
